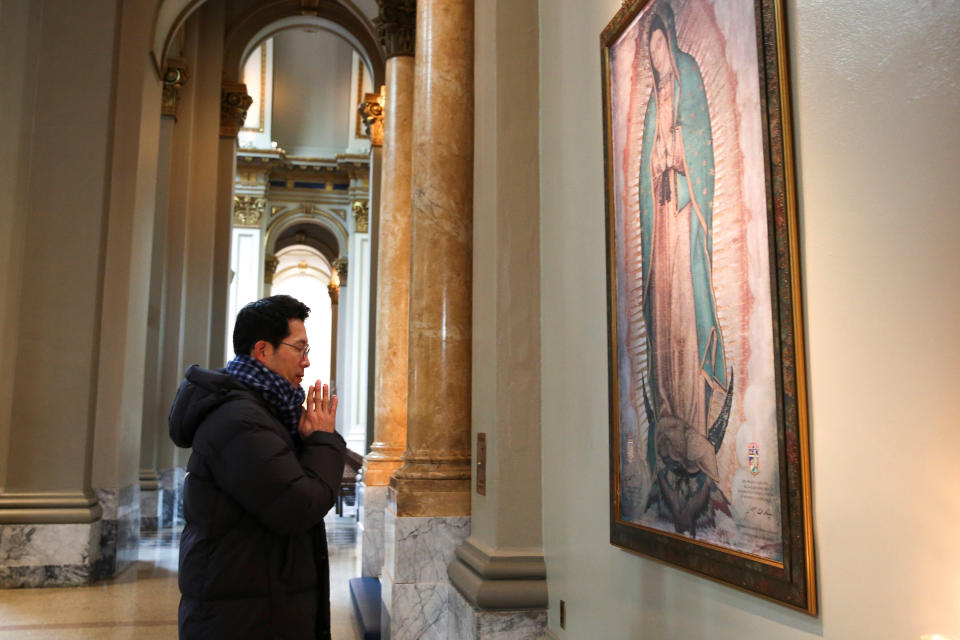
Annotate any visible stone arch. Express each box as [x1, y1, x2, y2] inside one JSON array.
[[265, 208, 348, 262]]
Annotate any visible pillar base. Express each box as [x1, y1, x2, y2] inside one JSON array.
[[389, 475, 470, 517], [158, 467, 185, 529], [449, 583, 548, 640], [139, 471, 160, 532], [363, 453, 403, 487], [92, 485, 140, 580], [0, 521, 101, 588], [447, 539, 548, 609], [361, 483, 388, 577], [381, 508, 470, 639], [140, 487, 159, 532]]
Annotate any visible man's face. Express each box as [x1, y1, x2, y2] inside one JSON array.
[[259, 318, 310, 388]]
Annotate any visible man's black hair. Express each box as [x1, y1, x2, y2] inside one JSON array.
[[233, 295, 310, 356]]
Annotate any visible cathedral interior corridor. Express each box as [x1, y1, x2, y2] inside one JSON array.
[[0, 0, 957, 638]]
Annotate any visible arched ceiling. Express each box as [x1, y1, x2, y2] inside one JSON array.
[[275, 222, 340, 264], [151, 0, 384, 86]]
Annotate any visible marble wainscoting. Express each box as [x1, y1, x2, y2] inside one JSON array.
[[381, 512, 470, 640], [140, 487, 159, 532], [92, 485, 140, 580], [361, 484, 387, 577], [158, 467, 185, 529], [0, 522, 101, 588], [449, 587, 548, 640]]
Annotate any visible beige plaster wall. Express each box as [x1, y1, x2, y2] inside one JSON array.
[[92, 0, 163, 491], [2, 0, 122, 493], [0, 0, 41, 490], [470, 0, 543, 554], [539, 1, 960, 638]]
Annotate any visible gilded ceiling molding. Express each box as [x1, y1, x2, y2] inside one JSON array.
[[220, 82, 253, 138], [161, 58, 189, 120], [358, 90, 384, 146], [352, 200, 369, 233], [374, 0, 416, 58], [233, 196, 266, 227]]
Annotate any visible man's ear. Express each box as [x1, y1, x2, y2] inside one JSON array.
[[251, 340, 271, 365]]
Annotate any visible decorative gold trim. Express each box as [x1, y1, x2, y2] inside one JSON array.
[[352, 199, 369, 233], [774, 0, 816, 615], [220, 82, 253, 138], [358, 89, 384, 147], [161, 58, 188, 120], [264, 254, 279, 284], [331, 257, 348, 286], [355, 62, 367, 138], [233, 196, 266, 226]]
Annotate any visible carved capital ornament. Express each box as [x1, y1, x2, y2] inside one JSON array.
[[358, 91, 384, 147], [161, 58, 189, 120], [233, 196, 266, 226], [374, 0, 416, 58], [352, 200, 369, 233], [221, 82, 253, 137], [264, 254, 279, 284], [332, 257, 348, 287]]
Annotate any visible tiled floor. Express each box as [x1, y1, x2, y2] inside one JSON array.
[[0, 513, 364, 640]]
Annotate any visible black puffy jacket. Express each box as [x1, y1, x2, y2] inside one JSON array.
[[169, 365, 346, 640]]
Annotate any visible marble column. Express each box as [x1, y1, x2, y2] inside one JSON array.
[[383, 1, 474, 638], [364, 0, 415, 579]]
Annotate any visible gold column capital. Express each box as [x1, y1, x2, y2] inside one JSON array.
[[358, 90, 385, 147], [327, 281, 340, 304], [233, 196, 265, 226], [221, 82, 253, 138], [264, 254, 279, 284], [374, 0, 416, 59], [332, 257, 348, 286], [161, 58, 189, 120], [352, 199, 370, 233]]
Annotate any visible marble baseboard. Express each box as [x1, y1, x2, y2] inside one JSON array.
[[140, 489, 159, 532], [0, 521, 100, 588], [386, 575, 450, 640], [158, 467, 185, 529], [381, 512, 471, 640], [362, 484, 387, 577], [449, 584, 548, 640], [92, 486, 140, 580], [383, 512, 470, 583]]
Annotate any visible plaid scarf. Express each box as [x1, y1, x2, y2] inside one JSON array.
[[225, 354, 304, 439]]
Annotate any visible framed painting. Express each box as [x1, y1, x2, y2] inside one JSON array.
[[601, 0, 816, 613]]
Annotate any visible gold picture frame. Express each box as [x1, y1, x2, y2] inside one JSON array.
[[601, 0, 816, 613]]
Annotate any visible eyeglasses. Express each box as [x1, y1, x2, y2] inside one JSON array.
[[280, 342, 310, 359]]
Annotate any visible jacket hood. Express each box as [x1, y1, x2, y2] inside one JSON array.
[[168, 365, 248, 448]]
